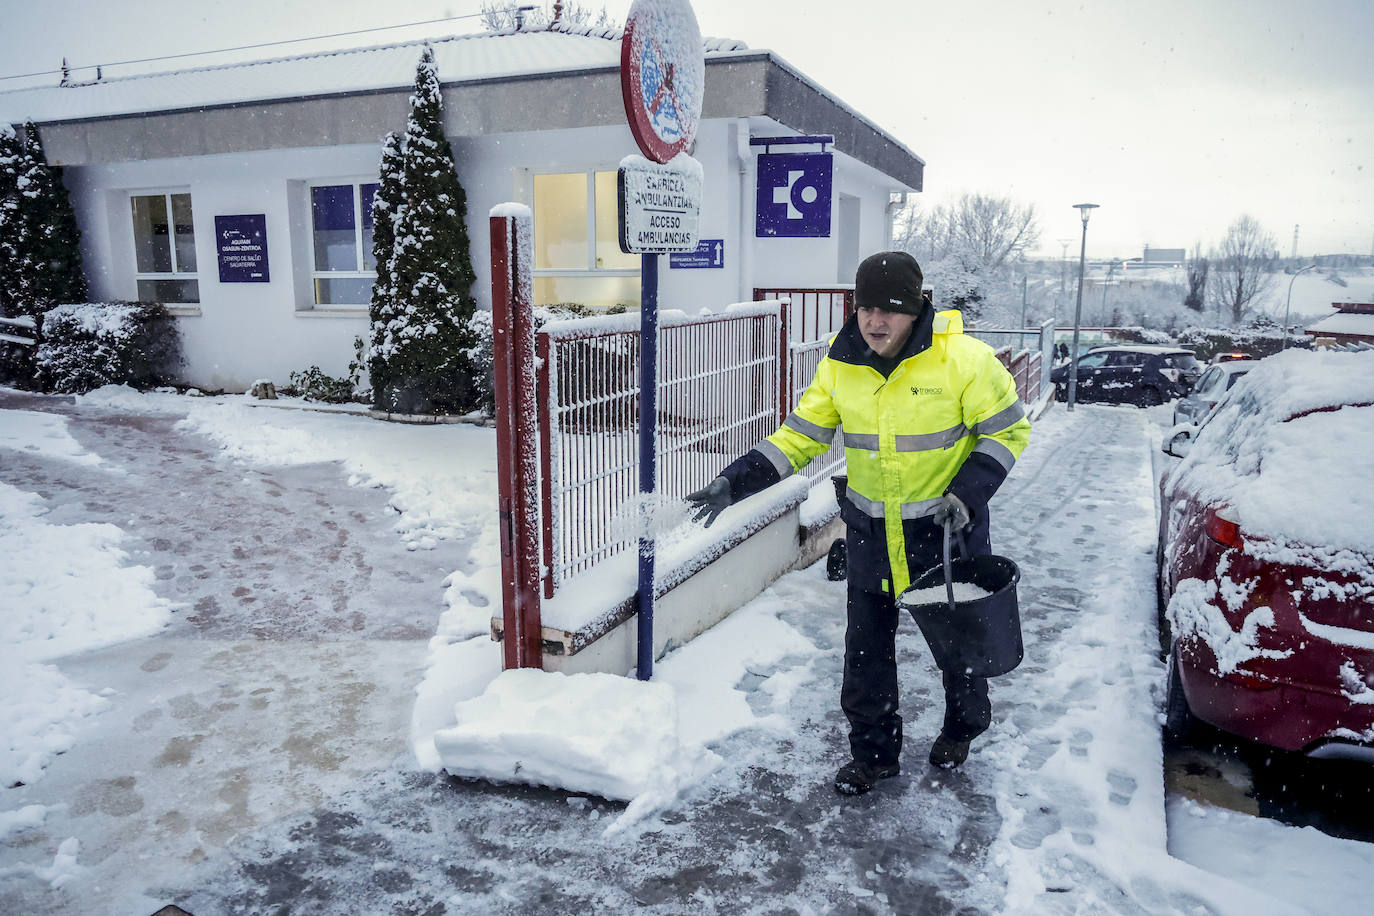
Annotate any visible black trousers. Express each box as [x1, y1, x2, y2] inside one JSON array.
[[839, 515, 993, 767]]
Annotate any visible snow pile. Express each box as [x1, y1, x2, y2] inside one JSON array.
[[0, 409, 103, 467], [427, 593, 818, 833], [434, 670, 717, 817], [0, 413, 172, 788]]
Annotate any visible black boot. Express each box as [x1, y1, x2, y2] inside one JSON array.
[[834, 759, 899, 795], [928, 733, 971, 769]]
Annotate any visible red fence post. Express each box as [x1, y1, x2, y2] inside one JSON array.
[[490, 209, 543, 670]]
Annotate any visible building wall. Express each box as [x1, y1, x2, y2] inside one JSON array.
[[62, 117, 902, 391]]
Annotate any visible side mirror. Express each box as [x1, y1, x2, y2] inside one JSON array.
[[1162, 430, 1192, 458]]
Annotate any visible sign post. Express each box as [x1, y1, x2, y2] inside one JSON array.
[[620, 0, 704, 681]]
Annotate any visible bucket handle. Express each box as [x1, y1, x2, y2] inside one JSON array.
[[941, 519, 971, 614]]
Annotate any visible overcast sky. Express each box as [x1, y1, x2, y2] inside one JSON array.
[[3, 0, 1371, 259]]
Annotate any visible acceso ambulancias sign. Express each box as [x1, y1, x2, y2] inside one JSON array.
[[620, 0, 704, 164], [618, 154, 702, 254]]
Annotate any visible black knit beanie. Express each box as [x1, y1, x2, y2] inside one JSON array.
[[855, 251, 927, 316]]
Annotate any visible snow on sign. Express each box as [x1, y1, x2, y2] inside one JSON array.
[[620, 0, 704, 164], [618, 154, 702, 254]]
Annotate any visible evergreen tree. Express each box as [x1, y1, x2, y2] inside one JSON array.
[[373, 47, 479, 414], [0, 125, 25, 319], [367, 130, 405, 408], [19, 123, 88, 308]]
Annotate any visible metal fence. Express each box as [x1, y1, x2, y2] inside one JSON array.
[[968, 320, 1055, 403], [754, 286, 853, 342], [536, 304, 785, 595]]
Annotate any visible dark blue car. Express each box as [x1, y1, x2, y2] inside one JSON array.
[[1051, 346, 1201, 407]]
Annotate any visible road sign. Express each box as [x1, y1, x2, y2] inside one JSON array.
[[618, 156, 702, 254], [669, 239, 724, 269], [620, 0, 704, 164]]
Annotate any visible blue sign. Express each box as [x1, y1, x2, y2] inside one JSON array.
[[669, 239, 724, 269], [755, 151, 832, 238], [215, 214, 269, 283]]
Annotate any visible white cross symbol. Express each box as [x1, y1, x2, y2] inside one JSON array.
[[773, 170, 819, 220]]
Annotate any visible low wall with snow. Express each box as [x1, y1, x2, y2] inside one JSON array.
[[492, 478, 840, 676]]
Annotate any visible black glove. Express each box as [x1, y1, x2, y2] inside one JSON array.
[[931, 492, 971, 531], [686, 477, 732, 528]]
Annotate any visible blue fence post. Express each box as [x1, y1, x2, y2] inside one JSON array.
[[637, 253, 659, 680]]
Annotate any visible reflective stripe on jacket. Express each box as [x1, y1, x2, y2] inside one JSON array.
[[725, 308, 1030, 595]]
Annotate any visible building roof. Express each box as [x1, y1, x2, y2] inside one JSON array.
[[1306, 307, 1374, 339], [0, 22, 923, 190]]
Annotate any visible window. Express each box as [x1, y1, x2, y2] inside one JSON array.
[[1076, 352, 1110, 370], [1107, 352, 1146, 368], [131, 192, 198, 303], [310, 182, 380, 306], [532, 171, 639, 310]]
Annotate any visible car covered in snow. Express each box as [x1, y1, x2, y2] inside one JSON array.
[[1051, 345, 1201, 407], [1171, 359, 1257, 427], [1157, 349, 1374, 760]]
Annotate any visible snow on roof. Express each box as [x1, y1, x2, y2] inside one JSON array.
[[0, 22, 749, 126], [1305, 310, 1374, 338]]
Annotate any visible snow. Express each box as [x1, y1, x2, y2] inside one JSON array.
[[4, 383, 1374, 911], [901, 581, 996, 605], [488, 201, 531, 219], [1165, 349, 1374, 555], [1306, 310, 1374, 338]]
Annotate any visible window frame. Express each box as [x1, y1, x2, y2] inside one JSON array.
[[308, 178, 380, 308], [130, 189, 200, 304], [530, 169, 640, 309]]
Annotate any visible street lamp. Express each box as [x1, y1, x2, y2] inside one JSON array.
[[1282, 264, 1317, 350], [1067, 203, 1099, 412]]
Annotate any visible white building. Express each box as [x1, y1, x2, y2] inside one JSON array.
[[0, 22, 924, 392]]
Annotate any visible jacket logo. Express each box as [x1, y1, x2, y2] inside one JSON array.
[[910, 386, 943, 396]]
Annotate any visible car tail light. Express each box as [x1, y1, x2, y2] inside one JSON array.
[[1205, 506, 1243, 548]]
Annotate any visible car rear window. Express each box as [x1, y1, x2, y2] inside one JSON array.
[[1166, 353, 1201, 371], [1224, 370, 1251, 390]]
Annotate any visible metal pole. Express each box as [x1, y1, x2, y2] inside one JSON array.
[[1020, 275, 1028, 331], [1067, 218, 1090, 411], [637, 253, 659, 680], [1282, 264, 1316, 350]]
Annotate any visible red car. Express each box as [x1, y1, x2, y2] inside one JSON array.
[[1157, 349, 1374, 760]]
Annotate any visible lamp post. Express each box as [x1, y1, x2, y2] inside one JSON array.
[[1282, 263, 1317, 350], [1067, 203, 1099, 411]]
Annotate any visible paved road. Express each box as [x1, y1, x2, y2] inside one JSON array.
[[3, 395, 1220, 915]]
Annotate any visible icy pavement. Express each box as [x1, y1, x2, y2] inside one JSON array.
[[2, 388, 1368, 914]]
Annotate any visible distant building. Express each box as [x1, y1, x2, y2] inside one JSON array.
[[1139, 246, 1185, 268], [1305, 302, 1374, 346]]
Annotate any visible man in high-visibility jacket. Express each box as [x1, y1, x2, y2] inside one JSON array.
[[688, 251, 1030, 795]]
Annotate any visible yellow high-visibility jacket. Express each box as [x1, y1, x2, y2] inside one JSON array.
[[722, 309, 1031, 594]]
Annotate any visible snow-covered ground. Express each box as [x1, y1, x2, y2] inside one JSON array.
[[1, 383, 1371, 913]]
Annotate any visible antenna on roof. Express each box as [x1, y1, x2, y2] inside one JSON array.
[[60, 57, 69, 86], [553, 2, 564, 24], [515, 5, 537, 29]]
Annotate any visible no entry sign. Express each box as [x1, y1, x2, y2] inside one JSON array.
[[620, 0, 704, 164]]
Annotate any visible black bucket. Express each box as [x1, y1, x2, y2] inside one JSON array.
[[898, 524, 1024, 678]]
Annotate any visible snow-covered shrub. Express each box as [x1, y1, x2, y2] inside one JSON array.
[[35, 301, 181, 393], [1112, 326, 1174, 345], [1175, 322, 1310, 361], [281, 366, 358, 403]]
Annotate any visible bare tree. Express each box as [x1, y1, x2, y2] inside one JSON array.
[[892, 192, 1039, 318], [1184, 242, 1208, 313], [1209, 215, 1277, 324]]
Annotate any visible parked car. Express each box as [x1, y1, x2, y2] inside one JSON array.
[[1209, 351, 1255, 364], [1172, 359, 1257, 427], [1157, 348, 1374, 760], [1051, 345, 1201, 406]]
